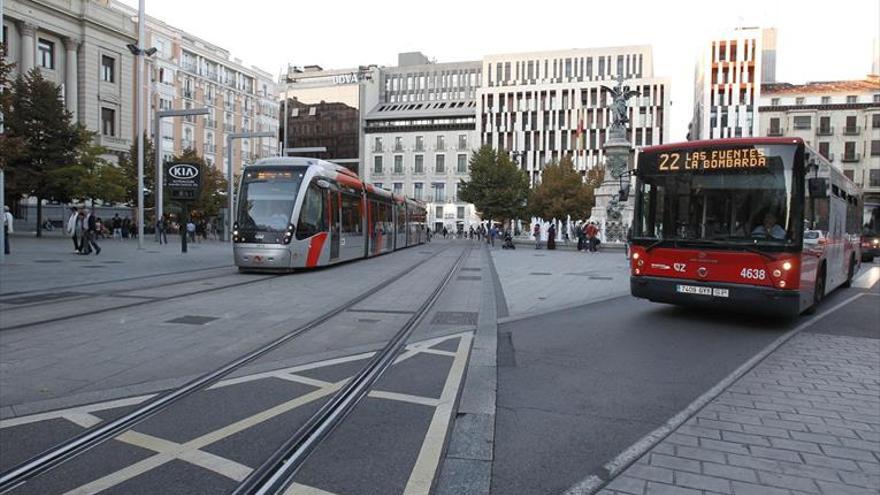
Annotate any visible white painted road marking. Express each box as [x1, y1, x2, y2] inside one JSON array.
[[853, 265, 880, 289]]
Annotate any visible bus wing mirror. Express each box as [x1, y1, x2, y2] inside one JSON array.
[[808, 177, 828, 198], [619, 183, 631, 202]]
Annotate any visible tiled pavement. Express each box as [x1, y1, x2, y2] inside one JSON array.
[[598, 331, 880, 495]]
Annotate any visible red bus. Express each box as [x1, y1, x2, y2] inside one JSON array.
[[629, 137, 862, 317]]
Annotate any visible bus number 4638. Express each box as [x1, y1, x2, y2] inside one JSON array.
[[740, 268, 766, 280]]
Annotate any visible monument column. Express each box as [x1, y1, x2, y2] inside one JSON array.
[[19, 22, 36, 72], [63, 36, 79, 121]]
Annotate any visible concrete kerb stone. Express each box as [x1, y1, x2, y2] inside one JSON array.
[[496, 291, 630, 326], [563, 291, 870, 495], [435, 246, 499, 495]]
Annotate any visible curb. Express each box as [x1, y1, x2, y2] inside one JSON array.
[[562, 291, 868, 495]]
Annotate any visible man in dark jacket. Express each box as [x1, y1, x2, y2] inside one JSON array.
[[85, 209, 101, 255]]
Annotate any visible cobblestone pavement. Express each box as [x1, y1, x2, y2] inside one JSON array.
[[598, 322, 880, 495]]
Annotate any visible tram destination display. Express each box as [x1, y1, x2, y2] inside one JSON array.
[[166, 162, 203, 201]]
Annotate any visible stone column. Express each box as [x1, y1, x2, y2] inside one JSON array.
[[19, 22, 36, 72], [63, 37, 79, 121]]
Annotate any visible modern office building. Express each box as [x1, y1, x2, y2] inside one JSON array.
[[759, 75, 880, 200], [109, 0, 279, 179], [280, 65, 379, 175], [2, 0, 137, 162], [691, 26, 777, 140], [478, 46, 671, 185], [363, 53, 482, 233]]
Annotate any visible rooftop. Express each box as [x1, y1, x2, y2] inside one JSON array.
[[762, 75, 879, 95]]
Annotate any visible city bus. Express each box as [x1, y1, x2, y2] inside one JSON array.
[[629, 137, 862, 317]]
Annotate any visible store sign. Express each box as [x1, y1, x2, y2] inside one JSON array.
[[332, 73, 360, 85], [166, 162, 202, 200]]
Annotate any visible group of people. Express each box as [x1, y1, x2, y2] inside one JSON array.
[[577, 221, 602, 253], [66, 207, 103, 255], [155, 216, 217, 245]]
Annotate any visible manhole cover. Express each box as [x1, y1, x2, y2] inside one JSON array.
[[461, 268, 482, 272], [1, 291, 85, 305], [530, 272, 552, 276], [432, 311, 478, 326], [165, 315, 219, 325], [589, 276, 613, 280], [457, 276, 481, 281], [32, 259, 62, 263]]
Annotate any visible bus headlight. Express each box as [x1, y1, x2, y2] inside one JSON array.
[[632, 252, 640, 260], [782, 261, 792, 271]]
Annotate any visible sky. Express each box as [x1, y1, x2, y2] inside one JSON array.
[[118, 0, 879, 141]]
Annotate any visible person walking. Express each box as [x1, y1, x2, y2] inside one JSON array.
[[3, 206, 14, 255], [66, 207, 80, 253], [547, 223, 557, 250], [585, 221, 600, 253], [577, 221, 586, 251], [75, 210, 87, 254], [489, 225, 497, 247], [426, 227, 432, 243], [186, 220, 196, 243], [533, 223, 542, 249], [157, 217, 168, 244], [84, 209, 101, 255], [112, 214, 122, 241]]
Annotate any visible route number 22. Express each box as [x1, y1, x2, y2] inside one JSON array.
[[659, 153, 681, 171]]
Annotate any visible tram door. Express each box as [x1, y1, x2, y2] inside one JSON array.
[[329, 191, 340, 261], [340, 192, 365, 261]]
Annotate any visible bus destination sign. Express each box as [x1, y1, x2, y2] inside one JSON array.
[[653, 148, 768, 172]]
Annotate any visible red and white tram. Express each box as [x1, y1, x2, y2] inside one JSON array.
[[234, 157, 426, 271]]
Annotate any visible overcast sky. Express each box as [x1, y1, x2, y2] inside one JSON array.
[[119, 0, 879, 141]]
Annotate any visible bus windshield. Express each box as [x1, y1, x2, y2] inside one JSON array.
[[633, 143, 802, 250], [237, 167, 306, 232]]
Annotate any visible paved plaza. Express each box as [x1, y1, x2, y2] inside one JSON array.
[[0, 236, 878, 494]]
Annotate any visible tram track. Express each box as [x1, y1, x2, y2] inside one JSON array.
[[0, 243, 458, 494]]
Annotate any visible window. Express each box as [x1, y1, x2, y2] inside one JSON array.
[[413, 182, 423, 200], [101, 108, 115, 136], [433, 183, 445, 202], [436, 135, 445, 151], [818, 116, 831, 133], [373, 156, 383, 174], [458, 134, 467, 150], [435, 154, 445, 174], [821, 96, 831, 104], [770, 98, 780, 106], [871, 170, 880, 187], [457, 154, 467, 173], [415, 135, 424, 151], [795, 97, 805, 106], [792, 116, 811, 130], [394, 155, 403, 174], [769, 117, 781, 134], [873, 114, 880, 129], [414, 155, 424, 174], [872, 140, 880, 156], [373, 182, 383, 189], [374, 137, 383, 152], [818, 142, 830, 159], [394, 136, 403, 152], [844, 169, 854, 181], [874, 94, 880, 103], [846, 95, 857, 104], [295, 184, 325, 240], [393, 183, 403, 195], [845, 116, 858, 134], [38, 39, 55, 69], [457, 206, 465, 219], [435, 206, 443, 220], [844, 141, 857, 160], [101, 56, 115, 83]]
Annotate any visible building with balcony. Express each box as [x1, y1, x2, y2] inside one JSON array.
[[2, 0, 137, 161], [364, 53, 482, 233], [691, 27, 776, 140], [479, 46, 671, 186], [758, 75, 880, 200], [109, 0, 279, 179]]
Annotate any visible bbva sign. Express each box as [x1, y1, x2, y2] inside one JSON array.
[[168, 163, 200, 180]]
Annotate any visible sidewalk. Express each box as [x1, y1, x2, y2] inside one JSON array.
[[595, 295, 880, 495]]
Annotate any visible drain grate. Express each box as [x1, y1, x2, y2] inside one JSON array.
[[165, 315, 219, 325], [457, 276, 481, 281], [1, 291, 86, 305], [432, 311, 479, 326], [530, 272, 552, 276], [461, 268, 482, 272]]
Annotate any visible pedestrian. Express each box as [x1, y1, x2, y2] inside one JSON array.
[[547, 223, 556, 250], [3, 206, 13, 255], [75, 209, 87, 254], [586, 221, 600, 253], [112, 214, 122, 241], [577, 221, 585, 251], [122, 218, 130, 239], [157, 217, 168, 244], [489, 225, 497, 247], [84, 209, 101, 255], [533, 223, 542, 249], [442, 226, 448, 239], [426, 227, 432, 243], [66, 207, 80, 253], [186, 220, 196, 242]]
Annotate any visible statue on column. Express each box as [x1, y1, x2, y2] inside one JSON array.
[[601, 74, 640, 179]]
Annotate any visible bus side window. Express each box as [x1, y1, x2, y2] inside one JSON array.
[[805, 183, 830, 232], [296, 184, 326, 240]]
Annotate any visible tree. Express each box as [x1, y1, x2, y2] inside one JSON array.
[[118, 133, 157, 207], [66, 140, 128, 206], [172, 148, 228, 219], [528, 155, 595, 221], [0, 44, 25, 175], [3, 69, 86, 236], [458, 146, 529, 224]]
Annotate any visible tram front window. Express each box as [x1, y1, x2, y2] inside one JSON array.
[[237, 168, 306, 232]]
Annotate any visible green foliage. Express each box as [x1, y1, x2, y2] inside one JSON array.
[[0, 44, 25, 173], [67, 139, 128, 205], [458, 145, 529, 223], [118, 134, 157, 207], [172, 148, 228, 218], [528, 155, 595, 220]]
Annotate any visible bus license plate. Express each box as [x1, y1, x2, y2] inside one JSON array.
[[677, 285, 729, 298]]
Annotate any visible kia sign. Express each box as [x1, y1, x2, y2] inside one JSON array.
[[165, 162, 202, 200]]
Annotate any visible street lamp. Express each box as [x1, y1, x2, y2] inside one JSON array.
[[226, 131, 274, 242], [153, 107, 210, 237]]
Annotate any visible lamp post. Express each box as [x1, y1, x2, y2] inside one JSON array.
[[0, 0, 5, 264], [153, 107, 209, 238], [226, 131, 274, 241]]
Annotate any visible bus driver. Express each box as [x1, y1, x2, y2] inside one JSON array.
[[752, 212, 786, 240]]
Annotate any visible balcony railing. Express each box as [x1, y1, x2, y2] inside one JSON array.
[[458, 143, 468, 151], [436, 144, 446, 151], [817, 126, 834, 136], [415, 144, 424, 152], [373, 145, 384, 152], [767, 127, 784, 136], [182, 140, 194, 150], [841, 153, 861, 163], [394, 144, 404, 152], [843, 126, 861, 135], [372, 168, 384, 176], [183, 90, 194, 99], [205, 119, 216, 129], [413, 167, 425, 175], [204, 144, 216, 154]]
